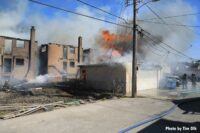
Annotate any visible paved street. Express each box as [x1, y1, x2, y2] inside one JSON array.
[[0, 97, 199, 133]]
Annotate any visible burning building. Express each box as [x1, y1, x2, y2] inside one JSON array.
[[78, 29, 170, 96], [79, 63, 131, 96], [0, 26, 37, 82], [39, 36, 83, 81], [79, 63, 163, 96]]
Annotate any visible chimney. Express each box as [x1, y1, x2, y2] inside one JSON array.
[[26, 26, 37, 79], [30, 26, 35, 45], [78, 36, 82, 63]]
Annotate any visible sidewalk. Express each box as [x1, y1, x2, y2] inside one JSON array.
[[137, 87, 200, 100], [0, 98, 173, 133]]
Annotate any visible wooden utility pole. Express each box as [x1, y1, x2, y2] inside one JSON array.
[[132, 0, 137, 97]]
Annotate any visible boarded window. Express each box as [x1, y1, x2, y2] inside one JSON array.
[[16, 40, 24, 48], [63, 62, 67, 70], [4, 39, 12, 54], [63, 47, 67, 59], [69, 47, 75, 54], [4, 58, 12, 72], [70, 61, 75, 67], [16, 58, 24, 66]]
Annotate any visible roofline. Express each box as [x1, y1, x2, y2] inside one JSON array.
[[78, 63, 125, 67], [0, 35, 38, 43], [0, 36, 29, 41], [42, 43, 78, 48]]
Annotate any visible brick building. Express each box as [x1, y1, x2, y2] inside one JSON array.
[[0, 26, 37, 81], [39, 36, 83, 80]]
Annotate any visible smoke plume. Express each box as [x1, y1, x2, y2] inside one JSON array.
[[0, 0, 197, 65], [94, 0, 197, 66], [0, 0, 114, 48]]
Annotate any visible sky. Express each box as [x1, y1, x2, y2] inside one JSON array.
[[185, 0, 200, 60], [0, 0, 200, 61]]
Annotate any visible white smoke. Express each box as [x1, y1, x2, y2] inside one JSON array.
[[103, 0, 197, 66], [28, 74, 57, 83], [0, 0, 28, 38], [0, 0, 197, 67], [137, 0, 197, 63], [0, 1, 115, 49], [112, 52, 132, 63]]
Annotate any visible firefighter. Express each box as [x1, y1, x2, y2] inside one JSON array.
[[191, 73, 197, 89], [181, 73, 188, 89]]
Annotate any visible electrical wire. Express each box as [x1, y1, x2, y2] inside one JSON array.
[[29, 0, 194, 60], [140, 12, 200, 21], [138, 26, 191, 60], [142, 3, 200, 52], [29, 0, 133, 29], [141, 36, 167, 56], [138, 20, 200, 28], [138, 22, 194, 60], [140, 41, 163, 56], [142, 3, 198, 51], [140, 29, 194, 60], [141, 4, 200, 28], [76, 0, 129, 24], [140, 4, 195, 60]]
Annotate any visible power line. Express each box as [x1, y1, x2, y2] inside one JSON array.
[[142, 4, 200, 28], [142, 3, 199, 51], [141, 30, 194, 60], [76, 0, 129, 24], [144, 33, 188, 59], [140, 12, 200, 21], [137, 25, 194, 60], [137, 30, 168, 54], [29, 0, 133, 29], [140, 4, 195, 60], [138, 27, 194, 60], [141, 37, 164, 56], [141, 43, 163, 56], [138, 20, 200, 28], [142, 35, 169, 54], [148, 7, 200, 38]]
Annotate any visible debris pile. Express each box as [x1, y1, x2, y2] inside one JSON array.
[[0, 86, 116, 120], [0, 100, 86, 120]]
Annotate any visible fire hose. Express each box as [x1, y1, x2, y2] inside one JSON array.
[[118, 98, 199, 133]]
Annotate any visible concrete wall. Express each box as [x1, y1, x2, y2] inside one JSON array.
[[80, 64, 129, 95], [79, 63, 162, 96]]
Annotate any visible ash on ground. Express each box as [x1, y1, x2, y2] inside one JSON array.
[[0, 88, 73, 105]]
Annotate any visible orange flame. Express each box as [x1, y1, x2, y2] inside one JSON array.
[[101, 30, 132, 57], [101, 30, 132, 49]]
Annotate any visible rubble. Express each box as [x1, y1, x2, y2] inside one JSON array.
[[0, 86, 116, 120]]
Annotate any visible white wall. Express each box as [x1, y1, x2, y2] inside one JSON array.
[[137, 69, 159, 90]]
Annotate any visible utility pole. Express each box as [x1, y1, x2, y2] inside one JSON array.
[[132, 0, 137, 97], [126, 0, 160, 97]]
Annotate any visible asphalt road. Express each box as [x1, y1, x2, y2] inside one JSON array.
[[0, 97, 199, 133], [133, 98, 200, 133]]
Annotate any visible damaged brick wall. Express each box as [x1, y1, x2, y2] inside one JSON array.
[[0, 26, 37, 81]]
